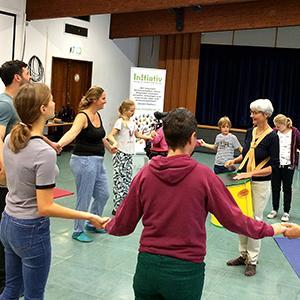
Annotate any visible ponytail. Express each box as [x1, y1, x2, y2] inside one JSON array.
[[78, 86, 104, 111], [78, 95, 91, 110], [9, 82, 52, 152], [286, 117, 293, 128], [9, 122, 31, 153], [273, 114, 293, 129]]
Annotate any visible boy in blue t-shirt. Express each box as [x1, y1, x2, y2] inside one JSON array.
[[199, 116, 242, 174]]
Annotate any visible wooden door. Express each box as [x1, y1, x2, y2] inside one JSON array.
[[51, 57, 92, 114]]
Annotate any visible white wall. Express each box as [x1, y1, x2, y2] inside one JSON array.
[[0, 0, 26, 61], [0, 0, 26, 91], [22, 15, 139, 130]]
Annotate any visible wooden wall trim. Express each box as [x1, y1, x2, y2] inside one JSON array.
[[198, 124, 247, 133], [26, 0, 257, 21], [159, 33, 201, 113], [110, 0, 300, 38]]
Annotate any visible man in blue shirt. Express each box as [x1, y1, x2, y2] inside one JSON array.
[[0, 60, 31, 291]]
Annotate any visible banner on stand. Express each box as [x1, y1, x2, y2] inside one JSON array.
[[129, 67, 166, 153]]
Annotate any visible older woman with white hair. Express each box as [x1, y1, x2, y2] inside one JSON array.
[[225, 99, 279, 276]]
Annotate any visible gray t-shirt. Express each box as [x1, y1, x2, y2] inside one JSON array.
[[3, 135, 59, 219], [214, 133, 241, 166], [0, 93, 19, 136]]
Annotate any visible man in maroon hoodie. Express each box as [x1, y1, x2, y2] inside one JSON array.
[[105, 108, 285, 300]]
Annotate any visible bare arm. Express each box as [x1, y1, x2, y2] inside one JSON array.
[[233, 166, 272, 180], [135, 130, 153, 140], [106, 127, 119, 147], [36, 189, 109, 228], [0, 125, 6, 166], [103, 137, 117, 154], [57, 114, 86, 148], [198, 139, 217, 151], [224, 154, 243, 168], [0, 125, 6, 183], [42, 136, 62, 154]]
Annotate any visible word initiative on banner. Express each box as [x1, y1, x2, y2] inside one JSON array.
[[129, 67, 166, 154]]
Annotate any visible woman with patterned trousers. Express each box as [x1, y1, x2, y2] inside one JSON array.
[[107, 99, 153, 215]]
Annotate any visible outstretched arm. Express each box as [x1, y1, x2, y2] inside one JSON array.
[[57, 114, 86, 148], [135, 130, 154, 141], [0, 125, 6, 185], [107, 127, 119, 148], [206, 174, 285, 238], [37, 189, 109, 228], [198, 139, 217, 151], [105, 171, 143, 236]]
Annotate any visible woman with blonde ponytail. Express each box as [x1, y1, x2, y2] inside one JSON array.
[[57, 86, 116, 243], [267, 114, 300, 222], [0, 83, 108, 300]]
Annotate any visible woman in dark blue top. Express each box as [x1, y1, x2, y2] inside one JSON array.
[[58, 86, 116, 242]]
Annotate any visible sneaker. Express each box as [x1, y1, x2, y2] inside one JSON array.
[[85, 224, 107, 234], [226, 256, 246, 266], [281, 212, 290, 222], [244, 264, 256, 276], [267, 210, 277, 219], [72, 232, 93, 243]]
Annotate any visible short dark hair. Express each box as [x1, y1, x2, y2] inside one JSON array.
[[0, 60, 27, 86], [163, 108, 197, 150]]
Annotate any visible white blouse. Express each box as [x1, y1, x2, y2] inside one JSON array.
[[278, 130, 292, 166]]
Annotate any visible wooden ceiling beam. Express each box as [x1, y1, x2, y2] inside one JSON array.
[[110, 0, 300, 38], [26, 0, 258, 21]]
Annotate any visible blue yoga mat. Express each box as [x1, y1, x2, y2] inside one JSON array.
[[274, 237, 300, 278]]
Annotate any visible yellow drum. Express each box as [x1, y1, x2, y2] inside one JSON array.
[[211, 173, 253, 228]]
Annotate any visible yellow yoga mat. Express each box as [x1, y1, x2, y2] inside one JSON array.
[[211, 173, 253, 228]]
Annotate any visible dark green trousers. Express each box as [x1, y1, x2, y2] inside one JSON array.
[[133, 252, 205, 300]]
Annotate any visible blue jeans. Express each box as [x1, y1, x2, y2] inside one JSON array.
[[0, 212, 51, 300], [70, 155, 109, 233]]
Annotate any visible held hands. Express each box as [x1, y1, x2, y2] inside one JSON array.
[[270, 223, 300, 239], [271, 223, 287, 236], [150, 131, 157, 138], [50, 141, 63, 154], [89, 214, 111, 229], [198, 139, 205, 146], [109, 143, 118, 154], [281, 223, 300, 239], [0, 167, 6, 186], [110, 147, 118, 154]]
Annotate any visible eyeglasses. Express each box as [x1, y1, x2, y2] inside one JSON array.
[[250, 111, 262, 115]]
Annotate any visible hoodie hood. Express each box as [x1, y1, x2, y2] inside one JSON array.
[[149, 154, 198, 184]]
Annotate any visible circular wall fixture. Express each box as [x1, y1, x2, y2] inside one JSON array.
[[74, 74, 80, 82]]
